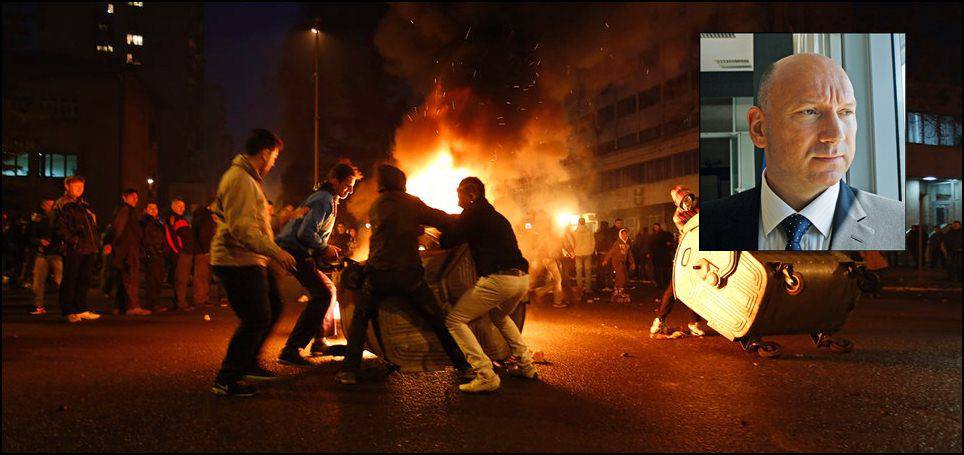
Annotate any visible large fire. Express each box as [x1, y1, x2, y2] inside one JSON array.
[[405, 146, 476, 214]]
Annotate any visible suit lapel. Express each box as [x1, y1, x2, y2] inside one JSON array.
[[830, 182, 875, 249], [718, 186, 760, 250]]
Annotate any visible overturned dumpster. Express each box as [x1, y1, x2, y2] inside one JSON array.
[[337, 245, 526, 372]]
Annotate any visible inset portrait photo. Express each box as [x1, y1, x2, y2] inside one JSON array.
[[698, 33, 908, 251]]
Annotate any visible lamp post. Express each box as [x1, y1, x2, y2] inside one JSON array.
[[311, 25, 320, 186]]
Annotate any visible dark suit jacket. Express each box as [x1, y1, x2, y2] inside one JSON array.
[[700, 181, 905, 251]]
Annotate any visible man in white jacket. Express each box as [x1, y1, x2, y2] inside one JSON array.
[[209, 129, 296, 397], [571, 217, 595, 295]]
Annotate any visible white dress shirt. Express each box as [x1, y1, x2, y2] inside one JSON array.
[[758, 170, 839, 250]]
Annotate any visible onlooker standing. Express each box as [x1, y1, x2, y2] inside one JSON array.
[[104, 189, 150, 316], [27, 197, 63, 315], [905, 225, 921, 267], [571, 217, 595, 296], [942, 221, 962, 282], [648, 223, 675, 293], [927, 226, 945, 270], [165, 198, 194, 311], [192, 200, 217, 306], [141, 202, 168, 312], [632, 227, 651, 283], [593, 220, 611, 292], [602, 228, 635, 303], [53, 176, 102, 323], [210, 129, 296, 397]]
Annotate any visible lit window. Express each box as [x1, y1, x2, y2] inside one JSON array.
[[97, 44, 114, 53], [98, 23, 109, 31], [40, 153, 78, 178], [126, 34, 143, 46], [2, 153, 31, 177], [128, 2, 143, 7], [107, 3, 114, 13]]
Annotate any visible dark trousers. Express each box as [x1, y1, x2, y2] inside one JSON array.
[[657, 281, 702, 323], [60, 253, 95, 316], [114, 255, 141, 311], [281, 256, 335, 355], [213, 265, 282, 384], [342, 268, 469, 372], [143, 255, 166, 309], [653, 263, 672, 290]]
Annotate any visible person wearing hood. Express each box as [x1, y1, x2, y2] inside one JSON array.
[[274, 160, 362, 366], [209, 129, 296, 397], [336, 164, 471, 385], [602, 228, 635, 304], [140, 202, 168, 312], [53, 176, 102, 323]]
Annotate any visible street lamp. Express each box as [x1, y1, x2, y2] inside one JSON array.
[[311, 23, 321, 186]]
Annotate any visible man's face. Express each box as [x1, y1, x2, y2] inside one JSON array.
[[66, 181, 85, 199], [145, 204, 159, 218], [457, 184, 477, 209], [334, 177, 357, 199], [171, 200, 185, 216], [652, 224, 661, 233], [41, 200, 54, 213], [953, 222, 962, 231], [261, 147, 280, 174], [614, 220, 623, 229], [336, 223, 346, 234], [750, 54, 857, 194], [123, 193, 139, 207]]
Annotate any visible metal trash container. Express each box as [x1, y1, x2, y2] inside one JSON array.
[[337, 245, 527, 372]]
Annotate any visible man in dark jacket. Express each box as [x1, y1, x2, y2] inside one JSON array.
[[27, 197, 63, 315], [593, 220, 612, 293], [336, 164, 470, 385], [141, 202, 168, 311], [648, 223, 675, 291], [191, 200, 217, 306], [105, 189, 150, 316], [165, 198, 194, 311], [54, 176, 102, 323], [441, 177, 536, 393]]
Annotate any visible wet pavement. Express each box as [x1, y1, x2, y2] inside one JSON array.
[[2, 278, 961, 452]]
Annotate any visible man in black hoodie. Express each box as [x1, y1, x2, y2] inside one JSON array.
[[191, 200, 217, 306], [336, 164, 470, 385], [141, 202, 168, 312], [53, 176, 102, 323]]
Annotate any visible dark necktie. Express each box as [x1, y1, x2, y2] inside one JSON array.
[[780, 214, 812, 251]]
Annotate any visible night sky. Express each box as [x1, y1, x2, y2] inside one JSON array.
[[204, 2, 304, 149]]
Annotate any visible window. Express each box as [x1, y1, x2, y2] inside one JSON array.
[[126, 53, 141, 65], [617, 95, 636, 117], [128, 2, 143, 7], [97, 23, 109, 31], [597, 105, 615, 124], [639, 125, 660, 144], [638, 86, 660, 109], [40, 153, 77, 178], [107, 3, 114, 13], [617, 132, 638, 150], [596, 140, 616, 156], [2, 153, 31, 177], [97, 44, 114, 53], [909, 112, 961, 146], [127, 34, 143, 46]]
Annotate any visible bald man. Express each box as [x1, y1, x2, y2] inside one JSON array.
[[701, 53, 904, 251]]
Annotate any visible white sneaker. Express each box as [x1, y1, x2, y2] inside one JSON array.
[[458, 372, 501, 393], [507, 363, 539, 380], [66, 314, 83, 323], [78, 311, 101, 321], [688, 322, 705, 337], [650, 317, 664, 335]]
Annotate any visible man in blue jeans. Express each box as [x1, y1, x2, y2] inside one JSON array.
[[209, 129, 296, 397], [274, 161, 361, 366]]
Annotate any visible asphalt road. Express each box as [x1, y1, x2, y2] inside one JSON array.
[[2, 280, 961, 452]]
